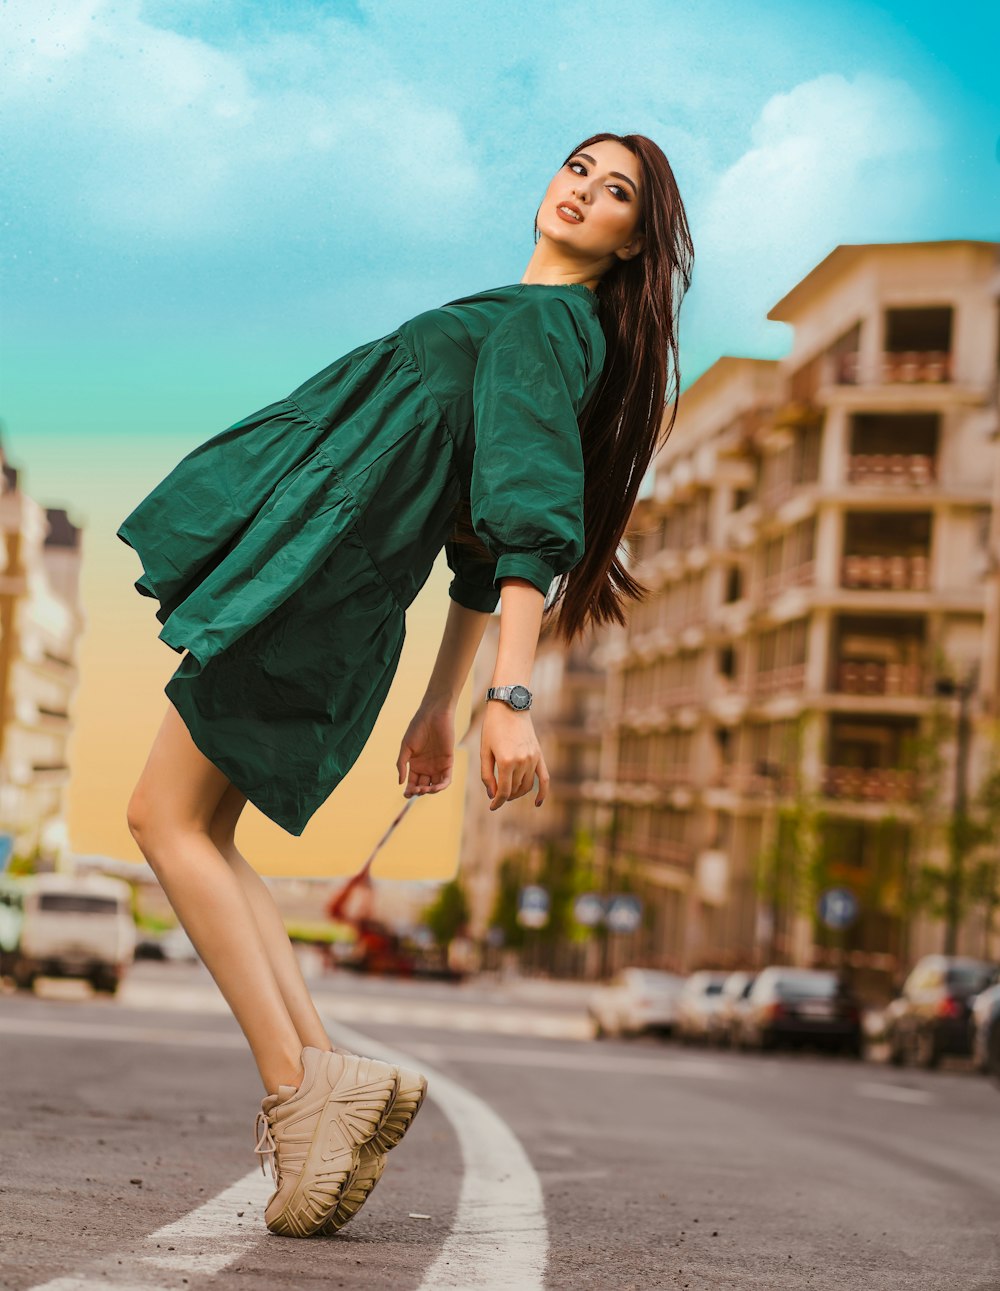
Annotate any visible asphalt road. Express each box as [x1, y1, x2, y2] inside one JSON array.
[[1, 962, 998, 1291]]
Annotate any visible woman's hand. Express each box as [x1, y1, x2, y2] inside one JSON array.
[[397, 703, 456, 798], [481, 703, 549, 810]]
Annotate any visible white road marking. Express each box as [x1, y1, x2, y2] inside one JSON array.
[[330, 1020, 547, 1291], [399, 1040, 742, 1080], [17, 1013, 547, 1291], [119, 976, 591, 1039], [27, 1169, 273, 1290], [855, 1081, 933, 1105], [0, 1014, 245, 1049]]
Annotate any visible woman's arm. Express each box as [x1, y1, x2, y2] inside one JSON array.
[[398, 576, 549, 808], [396, 596, 493, 798], [420, 599, 494, 710], [481, 576, 549, 810]]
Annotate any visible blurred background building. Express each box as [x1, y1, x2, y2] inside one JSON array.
[[0, 437, 84, 867], [456, 239, 1000, 991]]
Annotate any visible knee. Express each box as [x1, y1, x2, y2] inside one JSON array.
[[126, 784, 163, 858], [126, 788, 147, 845]]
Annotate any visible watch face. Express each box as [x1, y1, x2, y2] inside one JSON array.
[[509, 685, 531, 710]]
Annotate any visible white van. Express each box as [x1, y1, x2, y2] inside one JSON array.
[[11, 873, 137, 995]]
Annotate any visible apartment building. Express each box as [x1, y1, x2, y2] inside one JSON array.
[[597, 240, 1000, 980], [449, 240, 999, 982], [0, 442, 84, 863]]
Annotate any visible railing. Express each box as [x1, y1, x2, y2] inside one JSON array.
[[761, 560, 815, 600], [835, 661, 924, 697], [616, 765, 695, 787], [711, 763, 798, 796], [841, 554, 930, 591], [753, 664, 807, 697], [846, 454, 935, 487], [821, 766, 918, 801], [628, 838, 696, 867], [619, 686, 699, 715], [832, 350, 953, 385]]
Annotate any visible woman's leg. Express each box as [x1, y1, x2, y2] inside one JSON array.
[[207, 782, 334, 1055], [126, 701, 305, 1094]]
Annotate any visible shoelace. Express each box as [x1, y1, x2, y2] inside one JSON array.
[[254, 1110, 278, 1182]]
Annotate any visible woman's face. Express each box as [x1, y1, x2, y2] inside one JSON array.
[[536, 139, 644, 266]]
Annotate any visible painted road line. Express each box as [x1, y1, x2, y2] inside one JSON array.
[[855, 1081, 933, 1105], [18, 1012, 546, 1291], [0, 1013, 245, 1049], [28, 1169, 273, 1291], [397, 1040, 742, 1081], [119, 977, 592, 1039], [330, 1020, 547, 1291]]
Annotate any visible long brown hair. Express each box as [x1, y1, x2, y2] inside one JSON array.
[[450, 131, 694, 643]]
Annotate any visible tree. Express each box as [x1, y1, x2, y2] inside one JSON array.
[[422, 878, 469, 949]]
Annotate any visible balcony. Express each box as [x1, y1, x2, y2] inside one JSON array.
[[846, 454, 935, 488], [835, 661, 924, 698], [841, 554, 930, 592], [761, 560, 815, 600], [753, 664, 807, 697], [821, 765, 918, 802], [629, 838, 696, 868], [832, 350, 953, 386]]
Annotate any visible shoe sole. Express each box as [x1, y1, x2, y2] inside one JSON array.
[[265, 1061, 400, 1238], [319, 1066, 428, 1234]]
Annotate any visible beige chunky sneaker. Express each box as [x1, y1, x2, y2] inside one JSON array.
[[318, 1063, 428, 1235], [252, 1045, 400, 1238]]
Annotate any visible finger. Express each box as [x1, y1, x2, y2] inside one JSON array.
[[481, 747, 497, 798], [535, 756, 550, 807], [397, 743, 410, 785], [510, 765, 534, 800], [492, 760, 514, 810]]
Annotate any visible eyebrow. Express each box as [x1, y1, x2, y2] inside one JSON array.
[[573, 152, 639, 197]]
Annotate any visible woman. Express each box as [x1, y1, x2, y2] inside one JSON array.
[[120, 131, 693, 1239]]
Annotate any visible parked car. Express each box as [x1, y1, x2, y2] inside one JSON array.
[[971, 982, 1000, 1085], [711, 971, 757, 1047], [8, 873, 136, 994], [674, 970, 729, 1044], [0, 875, 26, 976], [884, 955, 999, 1069], [589, 968, 685, 1038], [739, 967, 863, 1055]]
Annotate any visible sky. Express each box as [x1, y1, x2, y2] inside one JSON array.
[[1, 0, 997, 878]]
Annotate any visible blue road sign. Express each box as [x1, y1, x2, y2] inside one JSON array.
[[517, 884, 550, 929], [818, 887, 859, 930], [573, 893, 606, 927], [0, 834, 13, 872], [605, 894, 643, 934]]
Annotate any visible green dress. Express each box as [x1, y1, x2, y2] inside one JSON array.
[[117, 281, 606, 836]]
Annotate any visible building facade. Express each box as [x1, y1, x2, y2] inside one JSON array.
[[455, 239, 1000, 987], [0, 441, 84, 865], [597, 239, 1000, 982]]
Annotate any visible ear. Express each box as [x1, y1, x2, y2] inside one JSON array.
[[616, 231, 645, 261]]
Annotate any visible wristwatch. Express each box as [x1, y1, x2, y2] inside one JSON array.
[[486, 684, 533, 711]]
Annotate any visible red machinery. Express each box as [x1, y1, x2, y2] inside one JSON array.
[[325, 856, 416, 976]]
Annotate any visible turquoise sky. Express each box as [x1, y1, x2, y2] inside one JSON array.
[[2, 0, 997, 513]]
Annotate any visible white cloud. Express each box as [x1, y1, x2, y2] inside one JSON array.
[[0, 0, 480, 241], [691, 71, 947, 351]]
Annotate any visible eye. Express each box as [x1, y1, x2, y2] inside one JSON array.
[[567, 160, 631, 201]]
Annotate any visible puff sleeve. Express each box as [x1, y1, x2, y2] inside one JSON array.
[[446, 293, 604, 610]]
